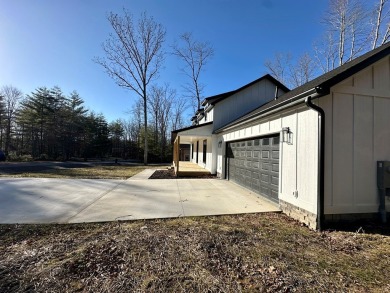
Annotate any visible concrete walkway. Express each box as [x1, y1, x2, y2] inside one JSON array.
[[0, 170, 280, 224]]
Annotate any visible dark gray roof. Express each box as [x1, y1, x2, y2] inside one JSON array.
[[201, 74, 290, 107], [215, 42, 390, 133]]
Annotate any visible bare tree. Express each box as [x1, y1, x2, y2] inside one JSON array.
[[0, 93, 4, 149], [0, 86, 23, 155], [265, 52, 315, 88], [371, 0, 390, 49], [289, 53, 316, 88], [171, 97, 187, 132], [95, 10, 166, 165], [148, 84, 176, 161], [314, 31, 338, 73], [264, 52, 292, 85], [322, 0, 369, 66], [172, 32, 214, 112]]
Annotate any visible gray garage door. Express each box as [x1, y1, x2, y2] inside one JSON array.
[[226, 135, 280, 202]]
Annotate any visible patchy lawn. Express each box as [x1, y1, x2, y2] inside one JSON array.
[[0, 162, 169, 179], [1, 213, 389, 292]]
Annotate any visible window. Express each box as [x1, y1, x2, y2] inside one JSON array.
[[262, 138, 270, 146], [203, 139, 207, 163]]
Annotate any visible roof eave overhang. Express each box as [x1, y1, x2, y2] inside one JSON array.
[[214, 87, 327, 134]]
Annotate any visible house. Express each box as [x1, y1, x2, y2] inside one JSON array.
[[172, 42, 390, 229]]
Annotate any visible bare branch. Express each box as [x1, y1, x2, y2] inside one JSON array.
[[172, 32, 214, 112], [94, 10, 166, 164]]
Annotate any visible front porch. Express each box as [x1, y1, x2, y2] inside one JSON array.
[[173, 161, 211, 177], [172, 122, 214, 177]]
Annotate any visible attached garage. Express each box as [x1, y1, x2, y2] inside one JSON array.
[[226, 135, 280, 203], [174, 43, 390, 229]]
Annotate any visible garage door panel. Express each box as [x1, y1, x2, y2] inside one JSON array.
[[261, 151, 269, 159], [272, 150, 279, 159], [271, 175, 278, 186], [262, 162, 270, 171], [227, 135, 279, 202]]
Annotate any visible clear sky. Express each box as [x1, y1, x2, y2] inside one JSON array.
[[0, 0, 331, 123]]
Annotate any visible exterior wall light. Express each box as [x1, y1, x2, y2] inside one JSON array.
[[218, 140, 222, 148], [281, 127, 292, 144]]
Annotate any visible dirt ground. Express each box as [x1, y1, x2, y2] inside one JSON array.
[[149, 169, 217, 179], [1, 213, 389, 293]]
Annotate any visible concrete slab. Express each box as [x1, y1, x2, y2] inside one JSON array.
[[68, 178, 184, 222], [0, 169, 280, 224], [0, 178, 123, 223]]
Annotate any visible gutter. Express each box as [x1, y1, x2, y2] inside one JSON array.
[[305, 93, 325, 231], [215, 84, 328, 231]]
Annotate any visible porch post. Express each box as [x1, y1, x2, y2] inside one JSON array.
[[174, 136, 180, 176]]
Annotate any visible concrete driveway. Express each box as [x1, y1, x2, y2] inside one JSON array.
[[0, 169, 280, 224]]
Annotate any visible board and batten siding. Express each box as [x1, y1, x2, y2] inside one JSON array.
[[191, 137, 213, 171], [213, 79, 287, 132], [199, 108, 214, 125], [217, 105, 319, 215], [319, 56, 390, 215]]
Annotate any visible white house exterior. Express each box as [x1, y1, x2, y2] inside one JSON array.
[[172, 43, 390, 229]]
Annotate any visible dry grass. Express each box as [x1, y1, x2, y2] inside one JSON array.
[[1, 213, 389, 292], [13, 166, 147, 179], [0, 164, 169, 179]]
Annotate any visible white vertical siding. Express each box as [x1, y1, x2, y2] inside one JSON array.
[[296, 109, 319, 210], [332, 92, 354, 208], [321, 56, 390, 214], [199, 108, 214, 124], [220, 105, 319, 215], [217, 134, 224, 177], [190, 138, 213, 171]]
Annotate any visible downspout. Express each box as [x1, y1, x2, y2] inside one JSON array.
[[305, 95, 325, 231]]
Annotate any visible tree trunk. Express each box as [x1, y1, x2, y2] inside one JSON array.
[[5, 117, 11, 155], [143, 95, 148, 165]]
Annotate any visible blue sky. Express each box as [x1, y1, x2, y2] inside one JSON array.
[[0, 0, 330, 123]]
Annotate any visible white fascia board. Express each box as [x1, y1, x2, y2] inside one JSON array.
[[176, 123, 213, 144], [204, 104, 214, 112]]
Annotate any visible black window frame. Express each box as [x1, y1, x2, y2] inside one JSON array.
[[203, 139, 207, 164]]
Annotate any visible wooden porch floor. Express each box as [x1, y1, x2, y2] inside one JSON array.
[[175, 161, 211, 177]]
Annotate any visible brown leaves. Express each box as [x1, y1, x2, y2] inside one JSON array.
[[0, 214, 389, 292]]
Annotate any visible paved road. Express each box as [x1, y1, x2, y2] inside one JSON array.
[[0, 169, 280, 224]]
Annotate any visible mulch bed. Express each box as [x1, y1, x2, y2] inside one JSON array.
[[149, 169, 217, 179]]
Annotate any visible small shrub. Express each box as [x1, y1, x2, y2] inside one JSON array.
[[39, 154, 49, 161], [20, 155, 33, 162], [7, 151, 19, 161]]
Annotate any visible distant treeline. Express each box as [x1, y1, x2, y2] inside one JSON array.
[[0, 85, 186, 162]]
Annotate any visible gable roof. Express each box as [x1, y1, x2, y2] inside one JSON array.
[[201, 74, 290, 107], [215, 42, 390, 133]]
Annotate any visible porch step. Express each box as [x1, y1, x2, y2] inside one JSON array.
[[174, 161, 211, 177]]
